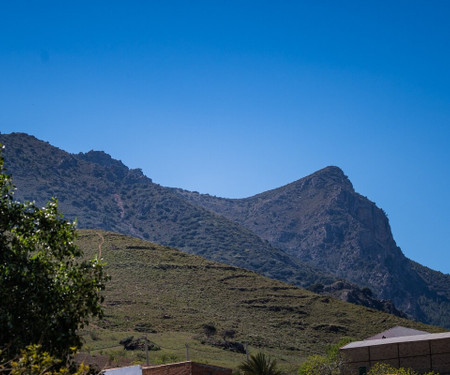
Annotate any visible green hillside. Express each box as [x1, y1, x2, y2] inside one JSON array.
[[76, 229, 441, 374]]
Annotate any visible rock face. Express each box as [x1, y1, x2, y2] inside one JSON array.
[[1, 132, 450, 328], [177, 167, 450, 327]]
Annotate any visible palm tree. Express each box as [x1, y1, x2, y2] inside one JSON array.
[[238, 352, 283, 375]]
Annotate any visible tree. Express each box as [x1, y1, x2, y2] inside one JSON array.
[[0, 146, 108, 361], [238, 352, 282, 375], [298, 338, 353, 375]]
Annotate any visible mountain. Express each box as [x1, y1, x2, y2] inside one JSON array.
[[1, 132, 449, 328], [0, 132, 330, 289], [176, 167, 450, 327], [76, 229, 441, 373]]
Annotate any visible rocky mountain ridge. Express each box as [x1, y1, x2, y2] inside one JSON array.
[[1, 132, 449, 328], [177, 167, 450, 326], [0, 132, 332, 288]]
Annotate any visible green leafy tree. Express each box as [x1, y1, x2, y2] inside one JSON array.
[[299, 338, 353, 375], [0, 146, 108, 361], [238, 352, 282, 375]]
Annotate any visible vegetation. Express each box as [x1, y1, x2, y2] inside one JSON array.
[[75, 230, 440, 373], [367, 362, 438, 375], [0, 148, 108, 362], [409, 260, 450, 328], [298, 338, 352, 375], [0, 345, 90, 375], [238, 352, 282, 375]]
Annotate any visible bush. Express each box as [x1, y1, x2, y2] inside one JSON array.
[[299, 354, 335, 375], [202, 323, 217, 337], [367, 363, 438, 375], [299, 337, 354, 375], [0, 345, 90, 375], [238, 352, 282, 375]]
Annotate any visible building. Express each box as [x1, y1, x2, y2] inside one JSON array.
[[364, 326, 429, 341], [340, 330, 450, 375], [142, 361, 233, 375]]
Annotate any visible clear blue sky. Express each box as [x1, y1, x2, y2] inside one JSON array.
[[1, 1, 449, 274]]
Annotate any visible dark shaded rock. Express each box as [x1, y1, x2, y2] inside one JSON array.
[[320, 280, 407, 318], [203, 339, 245, 353], [119, 336, 160, 351]]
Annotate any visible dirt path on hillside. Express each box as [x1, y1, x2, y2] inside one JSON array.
[[96, 231, 104, 258]]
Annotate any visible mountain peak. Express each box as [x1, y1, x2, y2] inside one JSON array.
[[317, 165, 345, 174], [310, 166, 348, 180], [293, 165, 354, 192], [78, 150, 127, 169]]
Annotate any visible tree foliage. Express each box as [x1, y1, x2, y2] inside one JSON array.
[[367, 362, 438, 375], [0, 146, 108, 361], [0, 344, 90, 375], [298, 355, 334, 375], [298, 338, 353, 375], [238, 352, 282, 375]]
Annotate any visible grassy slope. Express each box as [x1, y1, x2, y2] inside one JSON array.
[[76, 229, 441, 374]]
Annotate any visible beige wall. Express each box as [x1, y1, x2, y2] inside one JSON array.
[[341, 337, 450, 375]]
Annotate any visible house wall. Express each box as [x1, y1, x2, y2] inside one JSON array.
[[341, 337, 450, 375], [190, 363, 233, 375], [143, 362, 189, 375], [142, 361, 232, 375]]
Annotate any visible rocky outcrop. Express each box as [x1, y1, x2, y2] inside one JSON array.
[[310, 280, 407, 318], [177, 167, 450, 327]]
